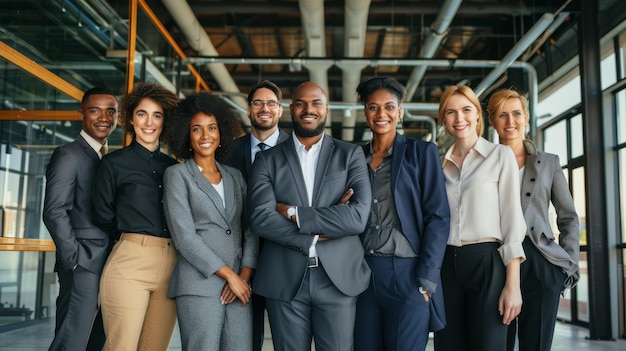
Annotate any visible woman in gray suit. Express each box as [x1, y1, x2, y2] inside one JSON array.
[[487, 89, 580, 351], [163, 92, 258, 351]]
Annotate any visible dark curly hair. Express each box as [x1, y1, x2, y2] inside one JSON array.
[[356, 76, 407, 105], [166, 92, 238, 163], [119, 82, 179, 140]]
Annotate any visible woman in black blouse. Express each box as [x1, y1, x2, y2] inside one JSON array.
[[92, 82, 179, 351]]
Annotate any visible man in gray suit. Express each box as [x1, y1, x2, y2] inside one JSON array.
[[43, 87, 118, 350], [248, 81, 372, 351]]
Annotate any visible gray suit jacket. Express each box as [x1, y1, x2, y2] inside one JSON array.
[[163, 159, 258, 298], [522, 140, 580, 289], [43, 134, 110, 274], [248, 134, 372, 301]]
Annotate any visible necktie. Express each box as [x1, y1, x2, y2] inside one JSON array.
[[100, 145, 107, 156], [258, 143, 268, 151]]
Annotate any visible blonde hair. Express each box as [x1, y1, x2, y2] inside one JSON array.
[[437, 85, 483, 136], [486, 88, 530, 126]]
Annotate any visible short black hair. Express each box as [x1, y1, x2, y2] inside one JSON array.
[[355, 77, 406, 105], [81, 87, 115, 107], [166, 92, 238, 163]]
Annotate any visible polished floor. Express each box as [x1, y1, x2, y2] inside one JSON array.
[[0, 316, 625, 351]]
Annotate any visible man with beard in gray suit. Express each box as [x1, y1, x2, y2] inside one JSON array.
[[248, 81, 372, 351]]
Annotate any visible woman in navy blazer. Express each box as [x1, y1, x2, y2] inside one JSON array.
[[163, 92, 258, 351], [487, 89, 580, 351], [353, 77, 450, 351]]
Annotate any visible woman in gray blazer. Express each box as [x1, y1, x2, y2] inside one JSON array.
[[163, 92, 258, 351], [488, 89, 580, 351]]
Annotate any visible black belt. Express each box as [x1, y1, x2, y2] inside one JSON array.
[[307, 256, 320, 268]]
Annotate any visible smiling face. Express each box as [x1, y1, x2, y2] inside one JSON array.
[[491, 97, 529, 143], [289, 82, 328, 138], [131, 97, 164, 151], [442, 93, 481, 142], [189, 112, 220, 159], [80, 94, 118, 144], [247, 87, 283, 132], [364, 88, 401, 137]]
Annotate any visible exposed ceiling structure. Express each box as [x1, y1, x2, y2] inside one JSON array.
[[1, 0, 625, 144]]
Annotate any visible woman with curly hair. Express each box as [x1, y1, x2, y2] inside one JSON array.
[[92, 82, 180, 351], [163, 92, 258, 350]]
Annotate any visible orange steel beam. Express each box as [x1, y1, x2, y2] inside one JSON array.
[[0, 42, 84, 102], [0, 110, 80, 121], [0, 238, 56, 252], [123, 0, 138, 146], [138, 0, 210, 92]]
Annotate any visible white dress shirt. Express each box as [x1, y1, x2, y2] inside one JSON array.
[[442, 137, 526, 265], [80, 130, 108, 159], [292, 132, 325, 258]]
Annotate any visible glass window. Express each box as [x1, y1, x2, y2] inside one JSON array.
[[537, 77, 581, 126], [617, 89, 626, 144], [544, 121, 568, 166], [570, 114, 583, 159], [620, 149, 626, 243], [601, 52, 617, 90], [571, 166, 588, 322]]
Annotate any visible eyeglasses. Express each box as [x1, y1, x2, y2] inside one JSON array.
[[81, 107, 117, 118], [250, 100, 280, 109]]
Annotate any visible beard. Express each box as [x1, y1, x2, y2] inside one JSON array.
[[292, 117, 326, 137], [250, 115, 278, 131]]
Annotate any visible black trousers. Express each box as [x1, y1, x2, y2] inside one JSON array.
[[506, 236, 566, 351], [434, 243, 506, 351]]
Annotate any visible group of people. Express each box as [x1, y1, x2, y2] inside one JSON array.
[[42, 76, 579, 351]]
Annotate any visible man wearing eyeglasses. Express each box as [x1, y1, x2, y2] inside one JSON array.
[[229, 80, 289, 351], [43, 87, 118, 350]]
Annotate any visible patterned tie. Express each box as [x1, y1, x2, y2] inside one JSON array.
[[100, 145, 107, 156], [258, 142, 268, 151]]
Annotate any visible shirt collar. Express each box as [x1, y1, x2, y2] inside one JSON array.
[[251, 129, 281, 149], [80, 130, 107, 156], [130, 139, 162, 160], [443, 136, 491, 166], [292, 131, 325, 152]]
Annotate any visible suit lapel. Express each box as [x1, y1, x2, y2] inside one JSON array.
[[312, 136, 334, 206], [217, 162, 237, 222], [282, 140, 311, 206], [76, 134, 100, 162], [391, 133, 406, 193], [242, 134, 253, 174], [186, 159, 229, 223]]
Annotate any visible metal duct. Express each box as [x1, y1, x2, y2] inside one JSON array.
[[298, 0, 331, 93], [337, 0, 372, 141], [474, 13, 554, 96], [159, 0, 248, 119], [405, 0, 463, 101]]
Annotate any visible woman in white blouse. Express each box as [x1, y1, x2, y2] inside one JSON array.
[[433, 85, 526, 351]]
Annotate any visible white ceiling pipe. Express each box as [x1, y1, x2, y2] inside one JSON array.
[[339, 0, 372, 141], [405, 0, 463, 101], [159, 0, 249, 123], [298, 0, 330, 93], [474, 13, 553, 96]]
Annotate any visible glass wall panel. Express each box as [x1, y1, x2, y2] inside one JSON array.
[[537, 77, 581, 126], [617, 89, 626, 144], [570, 114, 584, 159], [544, 121, 568, 166], [0, 251, 55, 327], [601, 52, 617, 90]]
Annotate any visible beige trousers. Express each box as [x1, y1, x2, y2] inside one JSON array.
[[100, 233, 178, 351]]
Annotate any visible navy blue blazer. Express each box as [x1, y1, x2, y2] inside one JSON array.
[[363, 133, 450, 331], [229, 130, 290, 181]]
